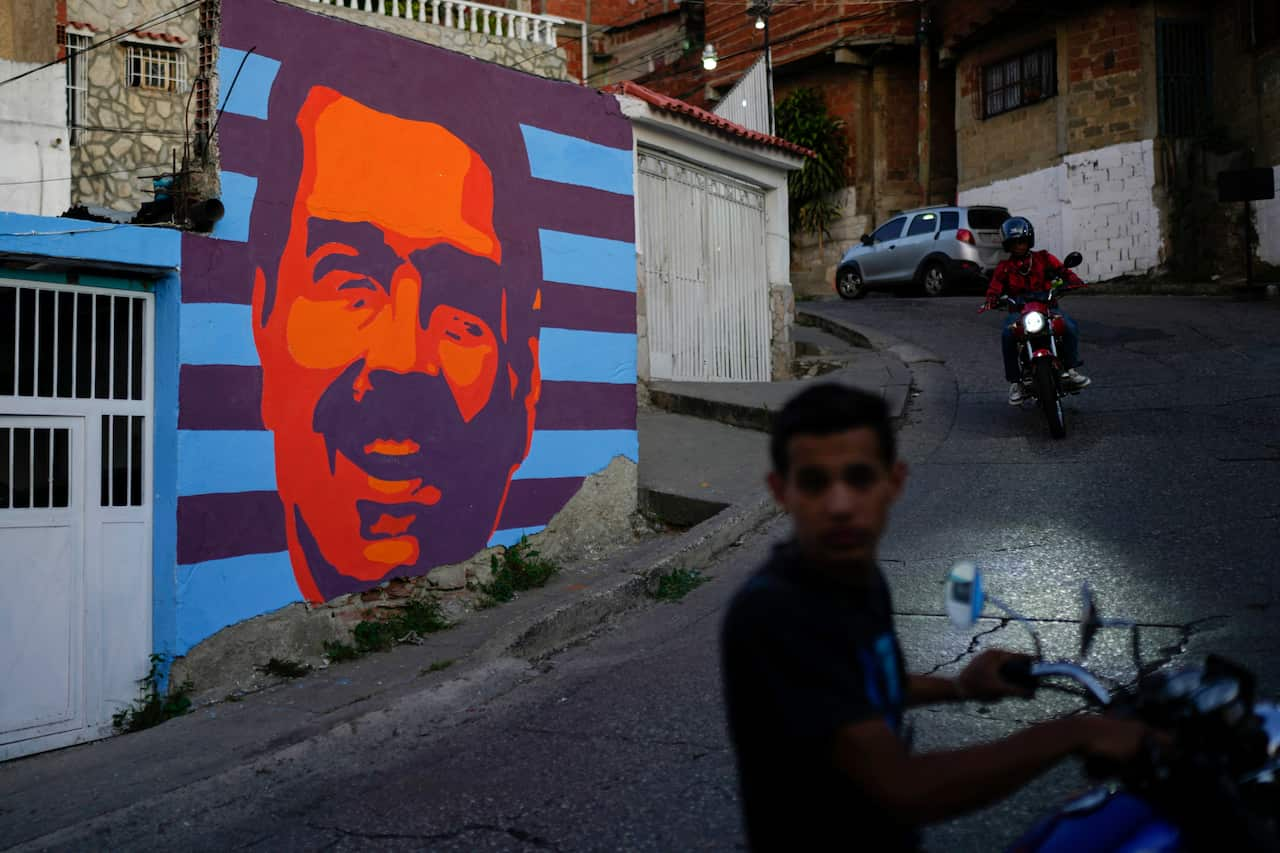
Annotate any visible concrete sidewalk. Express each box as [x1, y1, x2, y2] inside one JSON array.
[[0, 309, 931, 850]]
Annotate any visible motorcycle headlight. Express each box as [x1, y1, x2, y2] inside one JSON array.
[[1023, 311, 1047, 335]]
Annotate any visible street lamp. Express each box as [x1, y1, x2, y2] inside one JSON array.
[[746, 0, 775, 134], [701, 43, 719, 71]]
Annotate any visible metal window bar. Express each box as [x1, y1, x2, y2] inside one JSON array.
[[1157, 20, 1210, 137]]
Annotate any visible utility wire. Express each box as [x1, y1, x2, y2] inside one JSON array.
[[0, 0, 203, 89]]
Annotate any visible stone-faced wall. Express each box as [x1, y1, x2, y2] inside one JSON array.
[[67, 0, 203, 213], [275, 0, 568, 81]]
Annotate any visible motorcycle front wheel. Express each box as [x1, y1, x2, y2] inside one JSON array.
[[1034, 360, 1066, 439]]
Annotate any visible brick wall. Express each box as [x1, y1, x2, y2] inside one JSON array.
[[954, 3, 1151, 190]]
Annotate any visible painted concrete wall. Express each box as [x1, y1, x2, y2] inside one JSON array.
[[1258, 165, 1280, 267], [0, 60, 72, 216], [959, 139, 1162, 282], [167, 0, 636, 654]]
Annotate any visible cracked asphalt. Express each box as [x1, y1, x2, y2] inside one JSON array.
[[9, 293, 1280, 852]]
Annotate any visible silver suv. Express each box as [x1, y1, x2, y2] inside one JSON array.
[[835, 205, 1011, 299]]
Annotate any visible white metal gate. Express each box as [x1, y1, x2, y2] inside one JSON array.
[[0, 279, 154, 761], [639, 149, 771, 382]]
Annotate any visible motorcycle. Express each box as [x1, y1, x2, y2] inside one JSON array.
[[945, 561, 1280, 852], [979, 251, 1088, 440]]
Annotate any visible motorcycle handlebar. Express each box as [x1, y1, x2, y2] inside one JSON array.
[[999, 660, 1115, 706]]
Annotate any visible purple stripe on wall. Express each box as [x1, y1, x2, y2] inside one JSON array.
[[176, 372, 631, 432], [537, 382, 637, 430], [218, 114, 270, 177], [181, 233, 257, 304], [524, 182, 634, 244], [179, 364, 265, 430], [177, 490, 287, 565], [539, 283, 637, 334], [498, 477, 585, 530]]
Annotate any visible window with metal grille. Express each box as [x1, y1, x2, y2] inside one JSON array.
[[0, 285, 147, 402], [100, 415, 144, 507], [1157, 20, 1211, 138], [983, 44, 1057, 119], [65, 32, 91, 147], [126, 44, 185, 92], [0, 427, 71, 509]]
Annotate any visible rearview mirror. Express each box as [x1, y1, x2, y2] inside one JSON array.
[[860, 234, 874, 247], [1063, 251, 1083, 269], [945, 561, 984, 630]]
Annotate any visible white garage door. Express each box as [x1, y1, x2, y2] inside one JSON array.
[[638, 149, 771, 382], [0, 279, 154, 761]]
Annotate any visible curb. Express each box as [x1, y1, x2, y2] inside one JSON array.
[[491, 493, 780, 662], [647, 386, 775, 432], [794, 310, 873, 349]]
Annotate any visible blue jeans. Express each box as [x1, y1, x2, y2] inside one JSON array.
[[1002, 312, 1081, 382]]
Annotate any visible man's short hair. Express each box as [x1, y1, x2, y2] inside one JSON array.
[[770, 384, 896, 474]]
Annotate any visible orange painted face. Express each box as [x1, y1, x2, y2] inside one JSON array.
[[253, 88, 539, 603]]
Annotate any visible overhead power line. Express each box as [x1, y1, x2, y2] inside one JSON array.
[[0, 0, 203, 90]]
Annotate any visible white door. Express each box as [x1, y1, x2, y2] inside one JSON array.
[[639, 149, 771, 382], [0, 417, 85, 747], [0, 279, 154, 761]]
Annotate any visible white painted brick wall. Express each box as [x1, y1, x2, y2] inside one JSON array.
[[959, 139, 1163, 281], [1256, 165, 1280, 266]]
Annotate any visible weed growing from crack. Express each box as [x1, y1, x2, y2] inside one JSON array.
[[652, 568, 710, 602], [420, 659, 455, 676], [324, 598, 451, 664], [476, 536, 559, 608], [256, 658, 312, 679], [112, 654, 193, 734]]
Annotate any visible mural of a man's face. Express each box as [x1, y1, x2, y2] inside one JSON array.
[[254, 87, 540, 603]]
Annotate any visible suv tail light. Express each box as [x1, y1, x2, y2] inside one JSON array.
[[957, 229, 975, 245]]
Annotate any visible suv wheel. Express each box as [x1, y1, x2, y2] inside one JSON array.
[[921, 261, 947, 297], [836, 266, 866, 300]]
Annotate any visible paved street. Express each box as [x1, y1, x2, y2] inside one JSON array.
[[8, 293, 1280, 852]]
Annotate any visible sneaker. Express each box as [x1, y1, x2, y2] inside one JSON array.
[[1008, 382, 1027, 405], [1061, 368, 1091, 390]]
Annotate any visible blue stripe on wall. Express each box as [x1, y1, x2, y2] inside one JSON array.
[[217, 48, 281, 121], [539, 230, 636, 292], [211, 171, 257, 243], [520, 125, 633, 196], [176, 551, 300, 654], [513, 429, 638, 480], [179, 303, 259, 365], [488, 526, 548, 548], [539, 328, 635, 384], [177, 430, 276, 495]]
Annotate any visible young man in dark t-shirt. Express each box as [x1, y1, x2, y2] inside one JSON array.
[[721, 384, 1151, 851]]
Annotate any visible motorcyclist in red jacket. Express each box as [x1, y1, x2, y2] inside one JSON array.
[[985, 217, 1091, 405]]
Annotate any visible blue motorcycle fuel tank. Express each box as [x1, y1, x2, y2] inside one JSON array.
[[1007, 787, 1180, 852]]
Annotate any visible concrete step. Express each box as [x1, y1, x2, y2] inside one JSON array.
[[792, 324, 860, 357], [795, 309, 873, 349], [648, 351, 913, 434], [638, 411, 770, 527]]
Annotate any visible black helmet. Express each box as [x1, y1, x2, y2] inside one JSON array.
[[1001, 217, 1035, 252]]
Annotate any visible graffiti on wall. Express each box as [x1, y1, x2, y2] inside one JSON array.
[[174, 0, 637, 650]]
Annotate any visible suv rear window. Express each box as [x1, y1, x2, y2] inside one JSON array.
[[966, 208, 1010, 230], [940, 211, 959, 231]]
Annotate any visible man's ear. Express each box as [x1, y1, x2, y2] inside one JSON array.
[[888, 460, 908, 502], [767, 470, 787, 509]]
